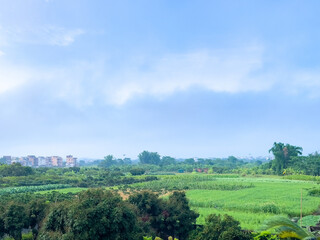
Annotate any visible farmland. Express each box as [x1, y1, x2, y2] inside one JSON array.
[[31, 173, 320, 230], [126, 174, 320, 230]]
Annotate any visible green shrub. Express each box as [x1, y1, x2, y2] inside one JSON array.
[[130, 168, 146, 176], [261, 203, 280, 214], [308, 188, 320, 197]]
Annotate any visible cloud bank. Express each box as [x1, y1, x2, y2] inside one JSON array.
[[0, 45, 320, 107]]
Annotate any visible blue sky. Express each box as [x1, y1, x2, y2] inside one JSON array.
[[1, 0, 320, 159]]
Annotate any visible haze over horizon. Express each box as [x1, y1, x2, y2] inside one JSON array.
[[1, 0, 320, 159]]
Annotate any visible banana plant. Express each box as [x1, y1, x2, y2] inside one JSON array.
[[262, 216, 319, 240]]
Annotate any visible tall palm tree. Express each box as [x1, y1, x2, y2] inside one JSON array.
[[262, 216, 318, 240]]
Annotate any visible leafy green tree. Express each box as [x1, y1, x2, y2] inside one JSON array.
[[269, 142, 303, 175], [0, 217, 4, 239], [160, 191, 199, 240], [99, 155, 117, 168], [290, 152, 320, 176], [27, 199, 48, 239], [194, 214, 252, 240], [160, 156, 176, 166], [184, 158, 195, 165], [3, 203, 28, 240], [139, 151, 161, 165], [43, 202, 69, 235], [130, 168, 146, 176], [42, 189, 141, 240], [129, 191, 164, 237], [0, 163, 34, 177]]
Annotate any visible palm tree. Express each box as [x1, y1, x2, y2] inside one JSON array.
[[269, 142, 303, 175], [262, 216, 318, 240]]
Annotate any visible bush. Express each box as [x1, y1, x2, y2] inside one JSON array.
[[194, 214, 252, 240], [308, 188, 320, 197], [261, 203, 280, 214], [130, 168, 146, 176]]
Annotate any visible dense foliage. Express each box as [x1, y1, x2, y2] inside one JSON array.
[[0, 189, 201, 240], [192, 214, 252, 240]]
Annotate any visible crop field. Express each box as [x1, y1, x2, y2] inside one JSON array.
[[35, 187, 87, 194], [0, 184, 71, 195], [129, 174, 320, 230], [30, 174, 320, 230]]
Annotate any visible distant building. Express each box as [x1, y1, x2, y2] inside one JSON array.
[[66, 155, 77, 167], [19, 157, 28, 166], [27, 155, 38, 167], [38, 157, 47, 167], [3, 156, 12, 164], [46, 157, 52, 167], [51, 156, 63, 167], [11, 157, 19, 164]]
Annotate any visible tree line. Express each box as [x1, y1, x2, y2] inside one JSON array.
[[0, 189, 253, 240]]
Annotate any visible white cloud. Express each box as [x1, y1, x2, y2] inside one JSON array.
[[42, 27, 85, 46], [3, 45, 320, 107], [0, 61, 34, 94], [0, 25, 84, 47], [0, 46, 274, 106], [107, 47, 272, 104]]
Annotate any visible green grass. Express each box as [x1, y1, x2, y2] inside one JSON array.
[[129, 174, 320, 230], [35, 187, 87, 194], [0, 184, 71, 195], [194, 207, 284, 230], [30, 174, 320, 231]]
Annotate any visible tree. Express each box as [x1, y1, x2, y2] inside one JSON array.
[[0, 217, 4, 239], [160, 191, 199, 240], [27, 199, 48, 239], [194, 214, 251, 240], [0, 163, 34, 177], [269, 142, 303, 175], [3, 203, 28, 240], [129, 191, 164, 236], [138, 151, 161, 165], [130, 168, 146, 176], [99, 155, 117, 168], [184, 158, 195, 165], [160, 156, 176, 166], [41, 189, 141, 240]]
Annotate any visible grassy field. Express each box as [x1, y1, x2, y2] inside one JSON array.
[[35, 187, 87, 194], [33, 174, 320, 230], [129, 174, 320, 230]]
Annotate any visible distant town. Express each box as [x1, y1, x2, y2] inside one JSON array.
[[1, 155, 78, 168]]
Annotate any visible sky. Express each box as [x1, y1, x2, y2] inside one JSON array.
[[1, 0, 320, 159]]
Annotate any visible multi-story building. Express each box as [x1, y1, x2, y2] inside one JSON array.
[[11, 157, 19, 164], [46, 157, 52, 167], [38, 156, 47, 167], [2, 156, 11, 164], [51, 156, 63, 167], [66, 155, 77, 167], [18, 157, 28, 166], [27, 155, 38, 167]]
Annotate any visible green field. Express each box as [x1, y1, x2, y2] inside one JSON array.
[[129, 174, 320, 230], [35, 187, 87, 194], [33, 174, 320, 230]]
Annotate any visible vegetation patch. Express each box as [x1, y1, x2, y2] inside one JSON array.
[[298, 215, 320, 227], [308, 188, 320, 197], [0, 184, 71, 195]]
